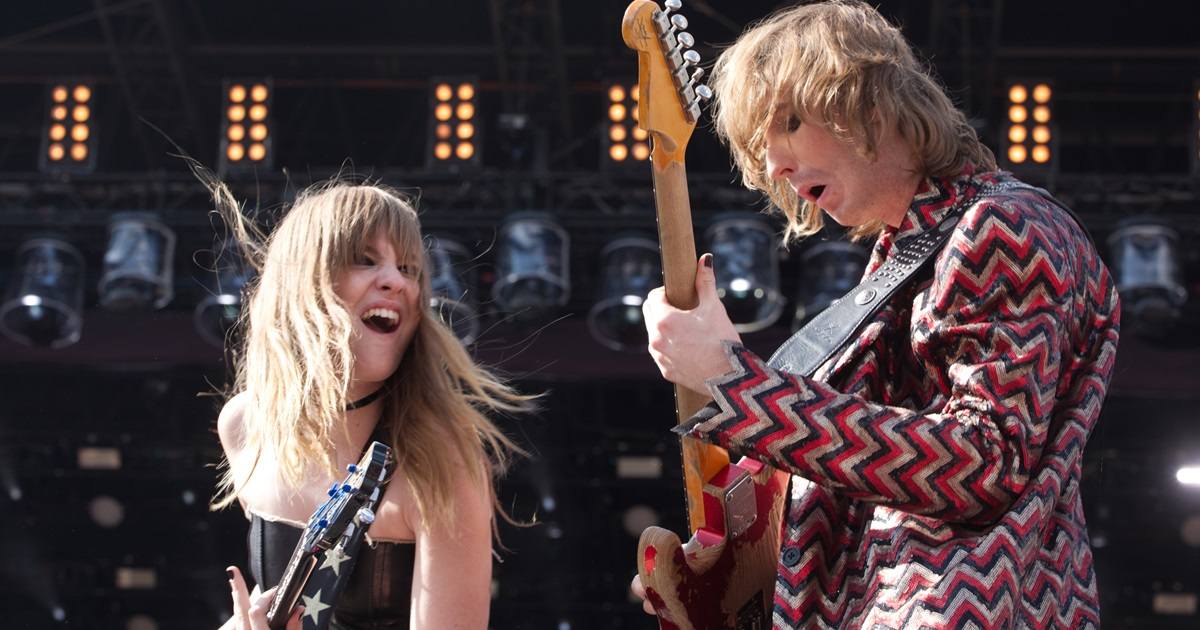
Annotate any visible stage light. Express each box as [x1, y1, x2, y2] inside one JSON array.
[[115, 567, 157, 590], [492, 213, 570, 322], [40, 81, 96, 174], [428, 76, 480, 168], [587, 236, 661, 352], [78, 446, 122, 470], [792, 241, 871, 329], [1107, 217, 1187, 333], [426, 236, 480, 346], [1180, 467, 1200, 487], [219, 78, 273, 174], [0, 238, 85, 348], [603, 81, 648, 167], [89, 495, 124, 528], [194, 250, 252, 348], [98, 212, 176, 311], [705, 215, 784, 332], [621, 504, 660, 538], [1002, 80, 1056, 174]]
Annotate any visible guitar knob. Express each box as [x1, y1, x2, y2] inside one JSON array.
[[356, 507, 376, 525], [328, 483, 338, 497], [664, 0, 681, 11], [676, 31, 695, 49], [682, 49, 701, 65], [695, 84, 714, 101], [670, 14, 688, 30]]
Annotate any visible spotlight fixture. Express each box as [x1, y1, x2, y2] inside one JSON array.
[[705, 214, 784, 332], [0, 237, 85, 348], [1107, 217, 1187, 332], [1002, 80, 1056, 174], [98, 212, 176, 311], [492, 213, 570, 322], [194, 249, 251, 348], [39, 80, 97, 174], [219, 79, 274, 174], [426, 236, 481, 346], [428, 76, 481, 168], [603, 81, 649, 166], [587, 236, 661, 351], [792, 241, 871, 329]]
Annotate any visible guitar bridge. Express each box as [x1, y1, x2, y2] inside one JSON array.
[[724, 471, 757, 538]]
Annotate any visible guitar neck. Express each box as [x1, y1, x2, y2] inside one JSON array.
[[650, 156, 733, 535], [267, 550, 317, 628]]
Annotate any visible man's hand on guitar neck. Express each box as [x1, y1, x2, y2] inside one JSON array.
[[219, 566, 302, 630], [644, 253, 743, 396]]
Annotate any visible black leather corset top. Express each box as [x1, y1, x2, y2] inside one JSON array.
[[248, 513, 415, 629]]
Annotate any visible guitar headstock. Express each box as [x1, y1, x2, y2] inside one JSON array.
[[621, 0, 712, 164], [303, 441, 391, 552]]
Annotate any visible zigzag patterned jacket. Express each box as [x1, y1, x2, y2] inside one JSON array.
[[675, 169, 1120, 629]]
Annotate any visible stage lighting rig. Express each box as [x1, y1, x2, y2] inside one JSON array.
[[492, 213, 570, 324], [1001, 80, 1057, 176], [1107, 217, 1187, 335], [98, 212, 176, 311], [39, 81, 97, 175], [602, 81, 650, 167], [428, 77, 481, 168], [705, 215, 785, 332], [427, 236, 481, 346], [792, 241, 870, 329], [219, 79, 274, 174], [0, 237, 85, 348], [587, 236, 660, 352]]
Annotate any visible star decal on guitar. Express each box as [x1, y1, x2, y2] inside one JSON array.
[[301, 589, 332, 625], [318, 547, 351, 576]]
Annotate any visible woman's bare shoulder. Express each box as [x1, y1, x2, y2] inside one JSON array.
[[217, 391, 251, 458]]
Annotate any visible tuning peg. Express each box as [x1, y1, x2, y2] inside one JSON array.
[[347, 464, 358, 473], [664, 0, 681, 11], [690, 67, 706, 82], [677, 31, 695, 49], [695, 84, 714, 101], [671, 14, 688, 30], [683, 49, 701, 65], [357, 507, 376, 525]]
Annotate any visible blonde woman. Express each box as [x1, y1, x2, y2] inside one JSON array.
[[209, 181, 531, 629]]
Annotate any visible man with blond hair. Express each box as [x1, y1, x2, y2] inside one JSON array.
[[637, 1, 1119, 627]]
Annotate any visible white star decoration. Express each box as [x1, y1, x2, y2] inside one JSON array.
[[318, 546, 351, 576], [300, 590, 331, 625]]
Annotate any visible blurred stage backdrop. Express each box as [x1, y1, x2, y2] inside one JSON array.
[[1, 1, 1199, 628]]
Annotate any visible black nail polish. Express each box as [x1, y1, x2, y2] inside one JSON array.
[[226, 568, 235, 580], [703, 254, 713, 268]]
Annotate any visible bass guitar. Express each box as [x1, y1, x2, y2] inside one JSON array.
[[621, 2, 788, 628], [265, 441, 392, 629]]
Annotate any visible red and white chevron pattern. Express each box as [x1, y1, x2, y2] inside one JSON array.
[[677, 170, 1119, 628]]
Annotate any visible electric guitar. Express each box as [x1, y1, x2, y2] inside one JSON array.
[[265, 441, 392, 629], [622, 2, 789, 628]]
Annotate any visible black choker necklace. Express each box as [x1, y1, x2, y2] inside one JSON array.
[[345, 388, 385, 411]]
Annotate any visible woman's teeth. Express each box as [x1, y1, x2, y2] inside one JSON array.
[[361, 308, 401, 333]]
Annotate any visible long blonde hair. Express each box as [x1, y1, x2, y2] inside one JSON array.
[[709, 0, 997, 243], [207, 174, 531, 532]]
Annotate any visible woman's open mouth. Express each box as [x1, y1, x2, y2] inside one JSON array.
[[361, 308, 401, 334]]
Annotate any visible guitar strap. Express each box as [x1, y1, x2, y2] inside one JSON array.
[[767, 181, 1089, 377]]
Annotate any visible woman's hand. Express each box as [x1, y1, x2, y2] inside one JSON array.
[[218, 566, 302, 630], [643, 254, 742, 394]]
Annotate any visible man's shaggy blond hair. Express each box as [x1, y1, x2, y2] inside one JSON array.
[[709, 0, 996, 242]]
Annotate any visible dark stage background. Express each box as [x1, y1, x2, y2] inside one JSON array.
[[1, 1, 1199, 628]]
